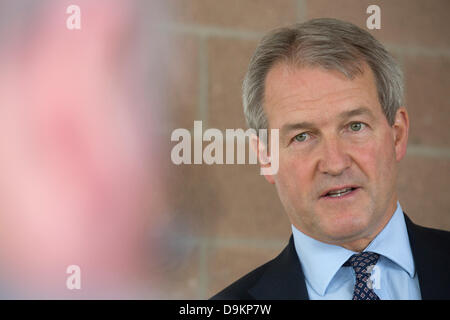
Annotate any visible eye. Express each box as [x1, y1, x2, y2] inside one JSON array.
[[294, 132, 310, 142], [349, 122, 365, 132]]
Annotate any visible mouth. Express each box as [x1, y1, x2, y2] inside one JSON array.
[[320, 186, 360, 200]]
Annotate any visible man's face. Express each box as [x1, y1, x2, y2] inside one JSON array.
[[263, 62, 408, 246]]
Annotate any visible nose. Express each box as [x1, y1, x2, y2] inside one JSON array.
[[317, 136, 351, 176]]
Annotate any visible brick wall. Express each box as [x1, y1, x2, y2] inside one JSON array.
[[162, 0, 450, 299]]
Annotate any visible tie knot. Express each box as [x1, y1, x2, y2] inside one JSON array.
[[344, 251, 380, 274]]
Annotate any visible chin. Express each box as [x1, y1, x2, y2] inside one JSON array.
[[319, 211, 372, 243]]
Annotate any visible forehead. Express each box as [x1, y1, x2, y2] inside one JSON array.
[[263, 62, 381, 127]]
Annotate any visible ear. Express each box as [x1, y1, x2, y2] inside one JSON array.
[[249, 134, 275, 184], [392, 107, 409, 162]]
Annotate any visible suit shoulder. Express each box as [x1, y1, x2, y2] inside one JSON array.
[[210, 258, 276, 300], [411, 222, 450, 247], [407, 218, 450, 261]]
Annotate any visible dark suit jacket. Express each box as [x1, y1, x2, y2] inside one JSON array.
[[211, 214, 450, 300]]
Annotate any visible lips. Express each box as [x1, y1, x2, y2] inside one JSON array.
[[320, 185, 360, 198]]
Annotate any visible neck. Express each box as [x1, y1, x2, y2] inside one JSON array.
[[340, 205, 397, 252], [340, 236, 376, 252]]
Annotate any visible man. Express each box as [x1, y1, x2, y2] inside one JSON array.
[[212, 18, 450, 300]]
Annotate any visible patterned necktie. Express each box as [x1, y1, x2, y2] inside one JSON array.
[[343, 251, 380, 300]]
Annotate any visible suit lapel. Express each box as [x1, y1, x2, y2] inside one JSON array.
[[248, 236, 309, 300], [404, 214, 450, 299]]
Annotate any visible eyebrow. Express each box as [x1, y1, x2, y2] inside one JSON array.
[[338, 106, 375, 121], [280, 106, 375, 136]]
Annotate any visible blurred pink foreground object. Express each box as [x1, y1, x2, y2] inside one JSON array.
[[0, 0, 167, 298]]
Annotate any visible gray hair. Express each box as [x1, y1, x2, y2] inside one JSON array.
[[243, 18, 403, 131]]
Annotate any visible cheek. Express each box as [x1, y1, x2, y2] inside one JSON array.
[[352, 133, 396, 185], [275, 153, 313, 200]]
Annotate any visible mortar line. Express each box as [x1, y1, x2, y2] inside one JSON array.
[[387, 44, 450, 58], [406, 144, 450, 159], [197, 36, 209, 128], [197, 238, 209, 299], [296, 0, 307, 23], [161, 22, 263, 40], [163, 22, 450, 57], [173, 235, 288, 249]]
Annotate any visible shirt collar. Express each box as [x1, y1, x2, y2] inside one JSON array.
[[365, 202, 416, 278], [291, 202, 416, 297]]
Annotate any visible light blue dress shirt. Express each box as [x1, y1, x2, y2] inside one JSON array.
[[292, 202, 422, 300]]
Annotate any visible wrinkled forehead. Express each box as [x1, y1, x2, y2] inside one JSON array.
[[263, 62, 380, 126]]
